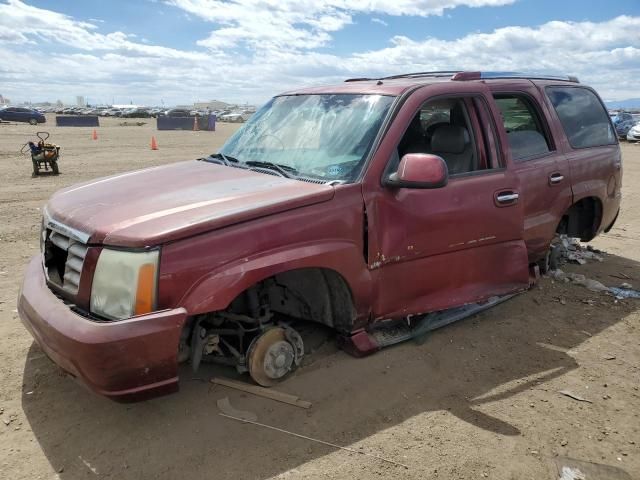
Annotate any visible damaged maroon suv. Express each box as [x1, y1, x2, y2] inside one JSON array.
[[18, 71, 622, 401]]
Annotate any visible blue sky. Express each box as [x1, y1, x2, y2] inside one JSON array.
[[1, 0, 639, 106]]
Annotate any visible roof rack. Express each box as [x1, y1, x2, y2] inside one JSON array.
[[344, 71, 462, 82], [381, 71, 462, 80], [344, 71, 579, 83], [451, 71, 580, 83]]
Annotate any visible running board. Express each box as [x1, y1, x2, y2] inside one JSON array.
[[340, 294, 516, 356]]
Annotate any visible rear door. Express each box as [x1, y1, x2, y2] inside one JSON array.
[[362, 82, 530, 321], [542, 85, 621, 234], [489, 82, 573, 262]]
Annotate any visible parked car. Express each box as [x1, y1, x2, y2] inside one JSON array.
[[0, 107, 46, 124], [120, 108, 152, 118], [163, 108, 193, 117], [611, 111, 633, 125], [102, 108, 122, 117], [220, 110, 254, 123], [615, 119, 637, 140], [18, 71, 621, 401], [627, 122, 640, 142]]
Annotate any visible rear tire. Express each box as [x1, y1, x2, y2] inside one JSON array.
[[51, 161, 59, 175]]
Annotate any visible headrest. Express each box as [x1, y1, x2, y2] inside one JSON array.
[[431, 125, 470, 154]]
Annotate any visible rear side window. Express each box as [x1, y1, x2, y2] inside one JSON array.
[[493, 95, 551, 161], [546, 87, 616, 149]]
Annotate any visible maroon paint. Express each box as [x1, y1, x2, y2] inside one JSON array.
[[488, 80, 574, 261], [18, 76, 622, 400], [19, 257, 187, 402], [395, 153, 448, 184], [46, 161, 335, 248]]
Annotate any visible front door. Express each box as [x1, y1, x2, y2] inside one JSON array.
[[362, 83, 530, 321]]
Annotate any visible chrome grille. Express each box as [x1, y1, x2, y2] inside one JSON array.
[[45, 230, 88, 295]]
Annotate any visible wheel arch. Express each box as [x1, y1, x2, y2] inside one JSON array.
[[178, 241, 371, 332], [556, 195, 603, 242]]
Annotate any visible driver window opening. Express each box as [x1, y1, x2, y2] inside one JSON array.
[[396, 97, 494, 176]]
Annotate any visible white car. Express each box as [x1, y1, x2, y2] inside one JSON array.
[[220, 110, 254, 123], [627, 123, 640, 142]]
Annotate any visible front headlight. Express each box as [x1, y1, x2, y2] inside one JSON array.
[[90, 249, 159, 320]]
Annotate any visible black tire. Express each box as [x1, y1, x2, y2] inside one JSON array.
[[29, 118, 38, 125], [32, 160, 39, 177], [51, 161, 59, 175]]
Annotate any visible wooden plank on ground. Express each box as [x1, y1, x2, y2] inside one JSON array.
[[212, 377, 312, 409]]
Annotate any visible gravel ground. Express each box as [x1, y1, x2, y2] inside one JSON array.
[[0, 116, 638, 480]]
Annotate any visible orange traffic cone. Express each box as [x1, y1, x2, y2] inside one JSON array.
[[150, 136, 158, 150], [193, 116, 199, 131], [92, 129, 98, 140]]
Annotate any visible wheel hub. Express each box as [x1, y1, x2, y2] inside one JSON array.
[[247, 326, 304, 386], [263, 340, 295, 379]]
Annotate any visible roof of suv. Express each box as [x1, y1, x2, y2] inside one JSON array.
[[281, 71, 581, 97]]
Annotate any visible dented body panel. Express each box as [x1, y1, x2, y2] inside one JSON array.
[[46, 161, 335, 247], [18, 74, 622, 400]]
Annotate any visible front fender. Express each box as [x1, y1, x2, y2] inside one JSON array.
[[178, 240, 373, 321]]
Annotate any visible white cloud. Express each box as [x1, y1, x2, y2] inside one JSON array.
[[0, 0, 638, 106], [169, 0, 515, 52], [371, 18, 389, 27]]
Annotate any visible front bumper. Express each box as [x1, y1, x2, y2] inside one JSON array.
[[18, 256, 188, 402]]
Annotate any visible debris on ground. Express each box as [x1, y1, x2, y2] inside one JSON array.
[[216, 397, 258, 422], [553, 235, 605, 267], [609, 286, 640, 299], [551, 270, 609, 292], [220, 413, 409, 469], [78, 456, 98, 475], [548, 239, 640, 298], [559, 390, 593, 403], [555, 457, 632, 480], [212, 377, 312, 409]]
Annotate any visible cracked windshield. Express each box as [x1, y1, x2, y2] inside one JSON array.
[[219, 94, 394, 182]]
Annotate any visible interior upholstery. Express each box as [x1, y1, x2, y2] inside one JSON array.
[[431, 125, 474, 175]]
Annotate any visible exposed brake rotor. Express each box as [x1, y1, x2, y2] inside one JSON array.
[[247, 326, 303, 387]]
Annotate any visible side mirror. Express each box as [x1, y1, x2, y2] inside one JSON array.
[[385, 153, 448, 189]]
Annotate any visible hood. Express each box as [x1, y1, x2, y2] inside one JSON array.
[[46, 160, 335, 247]]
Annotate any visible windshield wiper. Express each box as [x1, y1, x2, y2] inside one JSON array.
[[244, 160, 297, 179], [203, 152, 241, 166]]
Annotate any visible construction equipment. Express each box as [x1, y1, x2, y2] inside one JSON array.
[[21, 131, 60, 177]]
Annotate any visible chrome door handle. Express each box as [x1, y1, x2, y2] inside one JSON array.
[[549, 173, 564, 184], [496, 193, 519, 203]]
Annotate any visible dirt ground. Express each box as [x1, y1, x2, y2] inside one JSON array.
[[0, 116, 638, 480]]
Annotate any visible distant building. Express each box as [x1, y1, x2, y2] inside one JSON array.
[[193, 100, 233, 111], [76, 96, 86, 107], [0, 94, 9, 105]]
